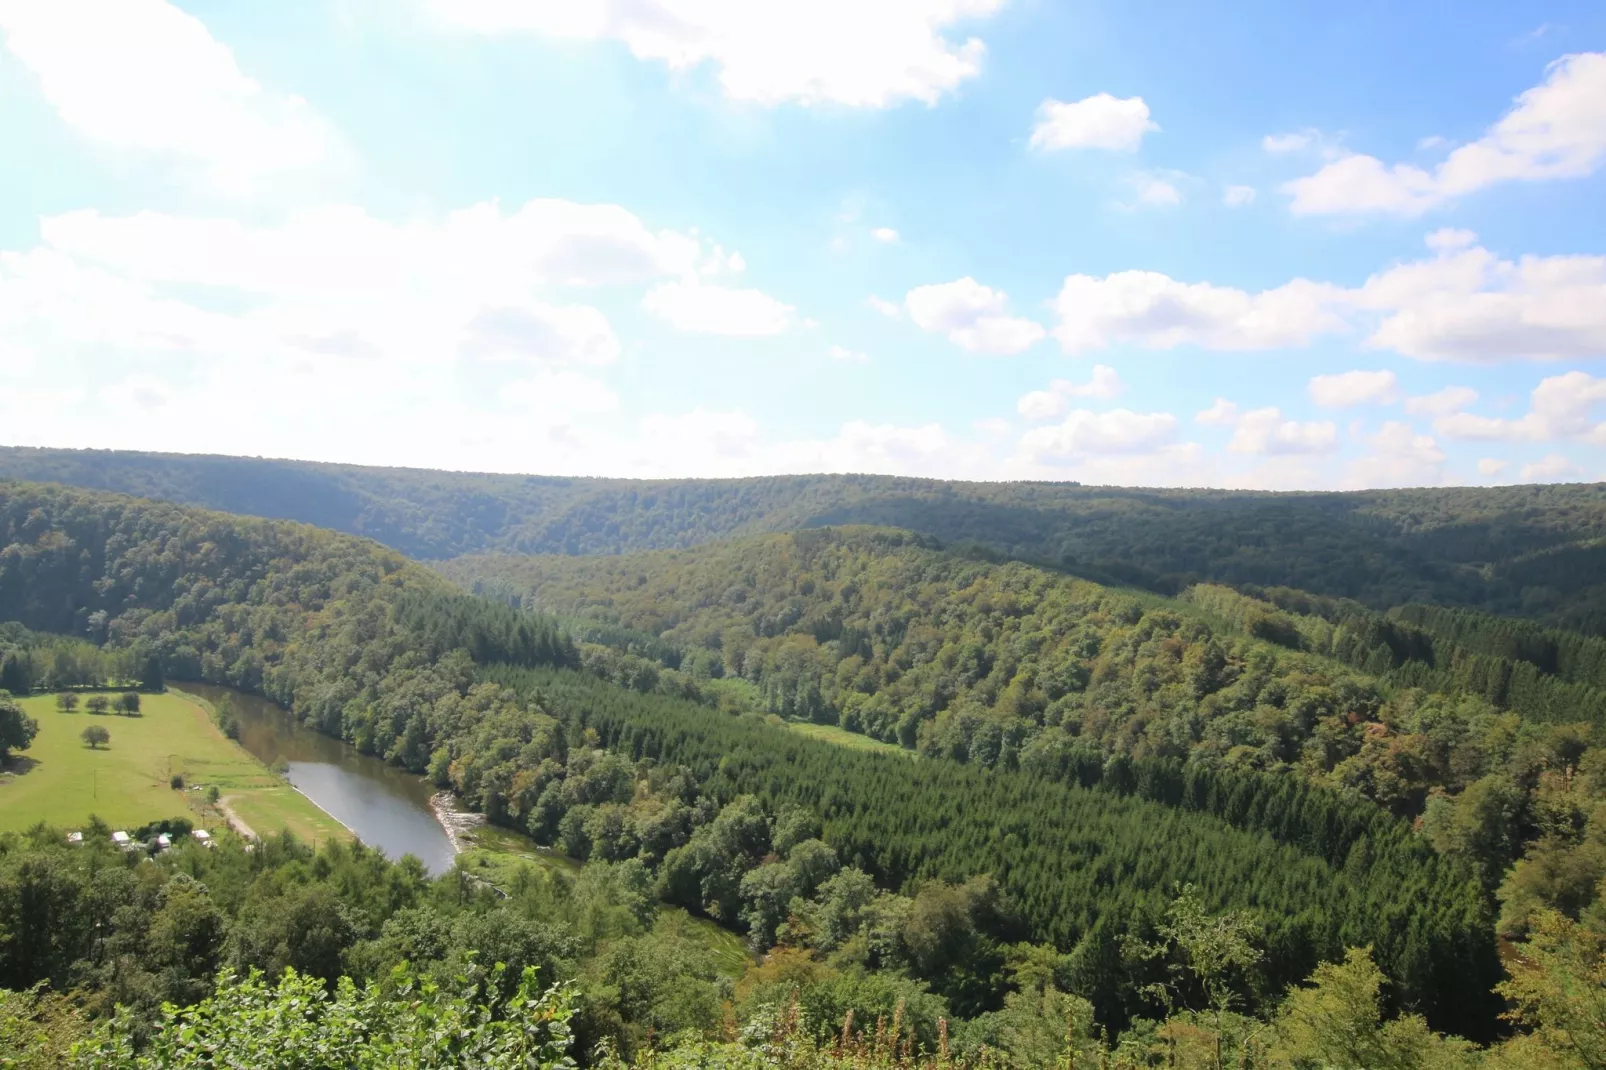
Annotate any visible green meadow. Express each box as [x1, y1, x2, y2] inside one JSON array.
[[0, 689, 348, 844]]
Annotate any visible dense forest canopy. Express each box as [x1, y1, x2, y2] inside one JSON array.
[[7, 446, 1606, 629], [5, 477, 1606, 1065]]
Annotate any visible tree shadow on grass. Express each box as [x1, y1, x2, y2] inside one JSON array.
[[0, 755, 40, 777]]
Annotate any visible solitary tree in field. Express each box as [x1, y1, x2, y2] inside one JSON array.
[[118, 692, 141, 715], [1, 694, 39, 761], [56, 693, 78, 712], [85, 695, 110, 715], [81, 724, 110, 750]]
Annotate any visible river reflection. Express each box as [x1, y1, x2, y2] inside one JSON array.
[[180, 684, 457, 875]]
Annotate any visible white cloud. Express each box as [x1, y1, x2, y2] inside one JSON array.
[[1522, 453, 1584, 481], [1357, 235, 1606, 362], [1404, 385, 1478, 416], [42, 200, 709, 292], [1477, 458, 1509, 477], [1063, 231, 1606, 363], [871, 227, 901, 244], [1017, 408, 1179, 461], [1223, 185, 1257, 207], [905, 277, 1045, 355], [1425, 228, 1478, 252], [0, 0, 346, 198], [1308, 369, 1399, 407], [461, 304, 621, 366], [1195, 398, 1239, 426], [866, 294, 902, 318], [643, 281, 795, 335], [1126, 172, 1184, 208], [0, 197, 795, 442], [1016, 365, 1124, 420], [973, 417, 1011, 436], [1263, 130, 1316, 154], [1345, 421, 1446, 488], [829, 344, 870, 363], [1030, 93, 1158, 152], [1052, 271, 1346, 353], [1284, 52, 1606, 216], [500, 369, 621, 414], [426, 0, 1006, 108], [1228, 407, 1338, 455], [1434, 371, 1606, 443]]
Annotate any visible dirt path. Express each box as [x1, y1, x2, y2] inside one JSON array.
[[217, 796, 258, 841]]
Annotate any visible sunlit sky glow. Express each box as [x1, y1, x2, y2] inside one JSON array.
[[3, 0, 1606, 488]]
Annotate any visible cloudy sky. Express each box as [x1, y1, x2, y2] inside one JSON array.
[[2, 0, 1605, 488]]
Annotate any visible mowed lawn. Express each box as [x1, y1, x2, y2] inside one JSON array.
[[0, 690, 349, 844]]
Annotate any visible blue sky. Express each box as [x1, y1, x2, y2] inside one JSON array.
[[2, 0, 1605, 488]]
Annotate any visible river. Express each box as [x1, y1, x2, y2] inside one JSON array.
[[181, 684, 457, 875]]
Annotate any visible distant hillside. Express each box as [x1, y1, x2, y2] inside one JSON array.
[[6, 445, 1606, 629]]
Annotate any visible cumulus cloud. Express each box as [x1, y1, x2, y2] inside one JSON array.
[[1284, 52, 1606, 216], [866, 294, 902, 318], [1017, 408, 1179, 461], [1263, 130, 1317, 154], [1522, 453, 1584, 481], [1052, 271, 1346, 353], [1477, 458, 1509, 477], [1357, 235, 1606, 362], [905, 277, 1045, 355], [1345, 421, 1446, 488], [1030, 93, 1158, 152], [642, 281, 795, 335], [1404, 385, 1479, 415], [1227, 408, 1338, 455], [1195, 398, 1239, 425], [1223, 185, 1257, 207], [29, 200, 801, 363], [1433, 371, 1606, 443], [1308, 369, 1399, 407], [871, 227, 901, 243], [0, 0, 347, 197], [1016, 365, 1123, 420], [42, 201, 709, 291], [460, 304, 621, 366], [1124, 172, 1185, 209], [425, 0, 1007, 108], [1048, 231, 1606, 363]]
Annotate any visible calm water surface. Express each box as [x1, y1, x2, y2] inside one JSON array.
[[182, 684, 456, 875]]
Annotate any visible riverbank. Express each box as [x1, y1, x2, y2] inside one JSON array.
[[430, 791, 484, 854]]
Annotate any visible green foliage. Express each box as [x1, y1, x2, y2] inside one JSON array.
[[0, 985, 93, 1068], [0, 622, 131, 694], [79, 724, 109, 749], [74, 964, 577, 1069], [486, 664, 1500, 1037], [0, 693, 36, 760], [1497, 911, 1606, 1069]]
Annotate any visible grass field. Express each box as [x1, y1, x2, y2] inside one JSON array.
[[783, 719, 917, 757], [0, 689, 349, 844]]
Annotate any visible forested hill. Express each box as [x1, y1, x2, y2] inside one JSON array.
[[449, 526, 1606, 939], [7, 446, 1606, 629], [0, 482, 1505, 1043]]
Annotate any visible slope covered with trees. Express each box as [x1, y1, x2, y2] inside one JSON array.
[[7, 446, 1606, 628], [0, 483, 1498, 1040], [6, 480, 1606, 1063], [451, 529, 1606, 938]]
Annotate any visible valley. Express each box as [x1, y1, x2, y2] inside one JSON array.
[[1, 473, 1604, 1067]]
